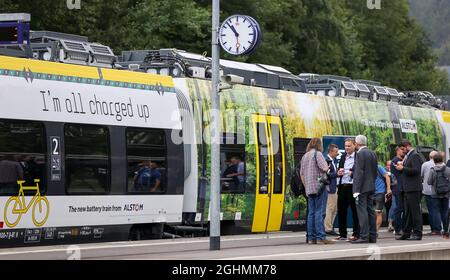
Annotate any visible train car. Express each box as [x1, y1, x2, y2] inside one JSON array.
[[0, 55, 185, 246], [1, 40, 450, 247], [173, 77, 450, 235]]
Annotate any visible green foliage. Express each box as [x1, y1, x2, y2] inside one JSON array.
[[1, 0, 448, 93], [409, 0, 450, 65], [344, 0, 450, 94], [0, 0, 211, 53]]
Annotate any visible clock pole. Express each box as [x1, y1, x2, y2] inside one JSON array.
[[210, 0, 221, 251]]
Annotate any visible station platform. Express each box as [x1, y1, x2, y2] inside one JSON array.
[[0, 228, 450, 260]]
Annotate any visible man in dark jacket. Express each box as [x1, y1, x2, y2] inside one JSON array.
[[352, 135, 378, 243], [391, 146, 405, 237], [335, 138, 360, 241], [395, 139, 425, 240], [325, 144, 339, 235]]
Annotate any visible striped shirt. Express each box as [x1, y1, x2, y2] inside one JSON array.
[[300, 149, 329, 196]]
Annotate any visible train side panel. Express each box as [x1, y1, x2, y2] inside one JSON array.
[[180, 78, 445, 233], [0, 56, 185, 246]]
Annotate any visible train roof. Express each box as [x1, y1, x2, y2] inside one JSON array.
[[0, 12, 446, 111]]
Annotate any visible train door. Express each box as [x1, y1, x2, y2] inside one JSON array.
[[251, 115, 286, 232]]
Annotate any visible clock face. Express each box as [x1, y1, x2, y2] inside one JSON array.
[[219, 15, 259, 55]]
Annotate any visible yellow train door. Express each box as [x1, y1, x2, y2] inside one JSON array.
[[251, 115, 286, 232]]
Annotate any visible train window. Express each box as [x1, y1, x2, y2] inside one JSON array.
[[65, 124, 110, 194], [0, 120, 46, 195], [416, 146, 435, 162], [127, 128, 166, 193], [293, 138, 311, 167], [220, 133, 246, 193], [271, 124, 283, 194], [256, 123, 269, 194]]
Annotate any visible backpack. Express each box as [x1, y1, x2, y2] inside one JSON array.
[[434, 167, 450, 195], [290, 164, 305, 198]]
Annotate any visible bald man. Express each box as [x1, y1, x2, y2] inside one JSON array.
[[422, 150, 439, 235]]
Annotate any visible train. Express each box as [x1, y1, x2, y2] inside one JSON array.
[[0, 30, 449, 247]]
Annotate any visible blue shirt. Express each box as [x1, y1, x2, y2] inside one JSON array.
[[375, 165, 387, 194], [341, 152, 355, 184], [149, 168, 161, 188], [135, 167, 161, 190]]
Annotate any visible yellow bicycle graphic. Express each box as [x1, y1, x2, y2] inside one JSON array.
[[3, 180, 50, 228]]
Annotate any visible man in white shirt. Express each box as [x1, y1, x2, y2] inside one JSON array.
[[335, 138, 360, 241]]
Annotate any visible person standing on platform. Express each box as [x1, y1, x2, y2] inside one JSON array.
[[300, 138, 334, 245], [386, 160, 398, 232], [422, 151, 440, 235], [351, 135, 378, 244], [325, 144, 339, 236], [427, 152, 450, 239], [395, 139, 424, 241], [374, 164, 392, 232], [335, 138, 360, 241], [391, 146, 405, 237]]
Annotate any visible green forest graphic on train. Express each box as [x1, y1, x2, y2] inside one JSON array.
[[185, 78, 444, 229]]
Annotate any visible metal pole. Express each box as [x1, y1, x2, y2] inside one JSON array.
[[210, 0, 221, 251]]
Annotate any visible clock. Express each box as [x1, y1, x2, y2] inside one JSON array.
[[245, 16, 262, 52], [219, 15, 261, 56]]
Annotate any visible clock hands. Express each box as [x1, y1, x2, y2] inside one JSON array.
[[226, 22, 241, 54], [235, 37, 241, 54], [227, 22, 239, 37]]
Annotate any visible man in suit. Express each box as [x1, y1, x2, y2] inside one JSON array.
[[391, 146, 405, 237], [395, 139, 424, 240], [352, 135, 378, 244], [325, 144, 339, 235], [335, 138, 360, 241]]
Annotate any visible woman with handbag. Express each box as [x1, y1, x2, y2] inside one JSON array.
[[300, 138, 335, 245]]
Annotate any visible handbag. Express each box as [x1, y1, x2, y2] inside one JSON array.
[[314, 151, 330, 193]]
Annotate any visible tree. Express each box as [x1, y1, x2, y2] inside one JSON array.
[[1, 0, 448, 94], [0, 0, 211, 53], [345, 0, 450, 94], [409, 0, 450, 65]]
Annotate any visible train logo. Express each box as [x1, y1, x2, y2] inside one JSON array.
[[3, 180, 50, 228]]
